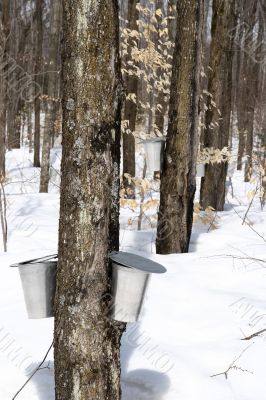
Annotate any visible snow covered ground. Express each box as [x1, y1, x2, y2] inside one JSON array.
[[0, 148, 266, 400]]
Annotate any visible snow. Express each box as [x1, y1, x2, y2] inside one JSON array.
[[0, 148, 266, 399]]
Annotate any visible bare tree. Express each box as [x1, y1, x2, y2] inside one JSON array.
[[122, 0, 138, 197], [54, 1, 125, 399], [39, 0, 61, 192], [33, 0, 43, 167], [200, 0, 236, 211], [0, 19, 6, 178], [156, 0, 203, 254], [236, 0, 259, 178]]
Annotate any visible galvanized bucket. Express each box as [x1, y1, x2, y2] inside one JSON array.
[[196, 163, 205, 177], [141, 138, 166, 174], [10, 255, 57, 319], [109, 252, 166, 323]]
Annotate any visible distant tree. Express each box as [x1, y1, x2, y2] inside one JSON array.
[[243, 1, 260, 182], [236, 0, 259, 177], [5, 0, 21, 150], [156, 0, 203, 254], [0, 19, 6, 178], [54, 1, 124, 399], [40, 0, 61, 192], [34, 0, 43, 167], [200, 0, 236, 211], [122, 0, 138, 197]]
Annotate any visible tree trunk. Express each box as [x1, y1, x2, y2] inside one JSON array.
[[234, 0, 244, 169], [200, 0, 236, 211], [14, 99, 22, 149], [167, 0, 176, 44], [236, 0, 258, 175], [122, 0, 138, 197], [40, 0, 61, 193], [199, 0, 211, 146], [27, 103, 33, 152], [243, 59, 256, 182], [156, 0, 203, 254], [54, 1, 125, 400], [243, 3, 260, 182], [154, 0, 168, 137], [33, 0, 43, 167], [6, 0, 21, 150], [0, 100, 6, 179], [0, 20, 6, 178]]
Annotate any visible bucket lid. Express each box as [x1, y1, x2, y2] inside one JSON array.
[[10, 254, 58, 268], [110, 251, 166, 274]]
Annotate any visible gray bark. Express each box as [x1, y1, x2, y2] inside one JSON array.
[[34, 0, 43, 167], [200, 0, 236, 211], [122, 0, 138, 197], [54, 1, 125, 399], [156, 0, 203, 254], [39, 0, 61, 192]]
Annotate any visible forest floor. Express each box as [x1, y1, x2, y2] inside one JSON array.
[[0, 148, 266, 400]]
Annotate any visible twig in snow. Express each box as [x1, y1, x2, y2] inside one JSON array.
[[138, 158, 147, 231], [210, 344, 253, 379], [12, 341, 54, 400], [207, 210, 218, 233], [231, 205, 266, 244], [241, 328, 266, 341], [242, 184, 258, 225], [203, 254, 266, 265], [0, 182, 7, 252]]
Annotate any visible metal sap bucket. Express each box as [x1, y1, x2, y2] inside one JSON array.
[[227, 161, 236, 178], [109, 252, 166, 323], [196, 163, 205, 177], [10, 255, 57, 319], [141, 138, 166, 174]]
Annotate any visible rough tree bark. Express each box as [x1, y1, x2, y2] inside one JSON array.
[[0, 20, 6, 178], [236, 0, 246, 170], [199, 0, 211, 146], [156, 0, 203, 254], [39, 0, 61, 192], [154, 0, 168, 137], [167, 0, 176, 44], [33, 0, 43, 167], [122, 0, 138, 197], [200, 0, 236, 211], [237, 0, 258, 175], [54, 1, 125, 399], [6, 0, 21, 150], [244, 1, 260, 182]]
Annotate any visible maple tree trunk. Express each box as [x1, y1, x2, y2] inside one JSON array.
[[33, 0, 43, 167], [156, 0, 203, 254], [122, 0, 138, 197], [0, 21, 6, 179], [6, 1, 20, 150], [54, 1, 125, 399], [200, 0, 236, 211], [40, 0, 61, 192], [244, 3, 260, 182]]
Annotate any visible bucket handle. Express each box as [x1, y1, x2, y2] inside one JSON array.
[[10, 254, 58, 268]]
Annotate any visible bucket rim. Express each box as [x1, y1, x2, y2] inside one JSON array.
[[10, 254, 58, 268]]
